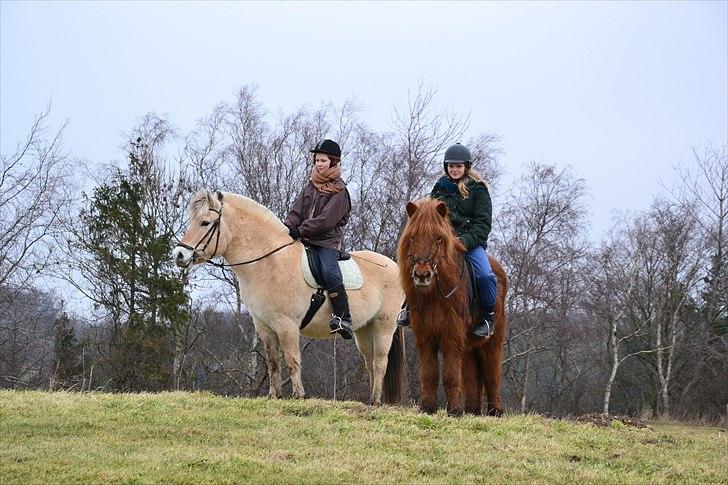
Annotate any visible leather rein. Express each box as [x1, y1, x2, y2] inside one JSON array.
[[175, 203, 295, 272]]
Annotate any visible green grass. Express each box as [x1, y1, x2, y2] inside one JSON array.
[[1, 391, 726, 483]]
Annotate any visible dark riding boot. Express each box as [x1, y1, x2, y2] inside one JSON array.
[[473, 305, 495, 338], [396, 302, 409, 327], [328, 286, 354, 340]]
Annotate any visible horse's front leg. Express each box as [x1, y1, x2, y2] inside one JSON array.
[[482, 341, 504, 416], [416, 341, 439, 414], [276, 323, 305, 399], [255, 320, 284, 399], [442, 345, 464, 416]]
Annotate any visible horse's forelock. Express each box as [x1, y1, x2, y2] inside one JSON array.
[[189, 189, 219, 220], [398, 199, 459, 261]]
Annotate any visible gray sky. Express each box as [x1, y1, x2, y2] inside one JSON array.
[[2, 0, 727, 238]]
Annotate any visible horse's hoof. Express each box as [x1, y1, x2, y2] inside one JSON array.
[[447, 407, 464, 417], [487, 407, 504, 417], [419, 401, 437, 415], [464, 406, 482, 416]]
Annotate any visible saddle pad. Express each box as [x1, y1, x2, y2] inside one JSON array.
[[301, 250, 363, 290]]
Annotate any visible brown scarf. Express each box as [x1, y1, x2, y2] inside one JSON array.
[[311, 164, 345, 194]]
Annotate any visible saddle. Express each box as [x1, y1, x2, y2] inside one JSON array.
[[301, 246, 363, 290], [299, 245, 363, 330]]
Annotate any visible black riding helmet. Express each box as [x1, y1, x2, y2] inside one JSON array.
[[310, 139, 341, 158], [443, 142, 472, 174]]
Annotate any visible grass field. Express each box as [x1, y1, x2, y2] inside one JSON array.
[[1, 390, 726, 483]]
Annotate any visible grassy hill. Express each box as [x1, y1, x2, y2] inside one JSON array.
[[1, 390, 726, 483]]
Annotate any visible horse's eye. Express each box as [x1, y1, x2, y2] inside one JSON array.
[[436, 237, 443, 244], [200, 221, 210, 227]]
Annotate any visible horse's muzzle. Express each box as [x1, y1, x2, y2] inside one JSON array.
[[412, 268, 433, 287], [172, 246, 195, 268]]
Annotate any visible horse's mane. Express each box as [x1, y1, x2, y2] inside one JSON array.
[[397, 198, 466, 297], [189, 190, 287, 231]]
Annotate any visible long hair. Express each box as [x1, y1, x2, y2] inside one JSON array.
[[457, 168, 489, 198]]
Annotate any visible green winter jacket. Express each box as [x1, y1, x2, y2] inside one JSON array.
[[430, 176, 492, 250]]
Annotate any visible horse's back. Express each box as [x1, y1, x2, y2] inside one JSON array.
[[350, 250, 403, 302]]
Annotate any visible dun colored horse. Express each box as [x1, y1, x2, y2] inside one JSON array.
[[397, 199, 508, 416], [173, 190, 405, 404]]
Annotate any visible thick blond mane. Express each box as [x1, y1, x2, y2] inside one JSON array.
[[222, 192, 288, 231], [188, 190, 287, 231]]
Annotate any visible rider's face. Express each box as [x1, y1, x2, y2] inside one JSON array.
[[314, 153, 331, 172], [447, 163, 466, 180]]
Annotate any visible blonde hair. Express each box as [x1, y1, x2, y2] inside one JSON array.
[[457, 168, 488, 198]]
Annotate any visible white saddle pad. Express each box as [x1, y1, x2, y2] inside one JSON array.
[[301, 249, 363, 290]]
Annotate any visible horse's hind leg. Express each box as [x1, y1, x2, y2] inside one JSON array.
[[462, 349, 483, 415], [276, 323, 305, 399], [352, 325, 377, 404], [255, 320, 284, 399], [482, 343, 504, 416], [361, 318, 395, 406]]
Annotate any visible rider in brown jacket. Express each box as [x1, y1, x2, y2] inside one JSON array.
[[284, 139, 353, 339]]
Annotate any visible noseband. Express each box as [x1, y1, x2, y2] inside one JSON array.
[[407, 237, 442, 273], [176, 206, 222, 266]]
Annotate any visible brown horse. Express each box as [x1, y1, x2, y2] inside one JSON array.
[[397, 198, 508, 416]]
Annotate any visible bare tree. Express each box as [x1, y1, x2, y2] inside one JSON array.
[[495, 162, 588, 413], [0, 105, 75, 289]]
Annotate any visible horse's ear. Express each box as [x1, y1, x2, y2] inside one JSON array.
[[205, 190, 216, 207], [406, 201, 418, 218], [216, 191, 224, 202], [436, 202, 448, 218]]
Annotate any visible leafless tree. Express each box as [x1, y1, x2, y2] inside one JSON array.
[[0, 105, 75, 289], [494, 162, 589, 413]]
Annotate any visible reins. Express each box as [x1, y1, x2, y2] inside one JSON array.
[[435, 258, 466, 299], [175, 203, 295, 272]]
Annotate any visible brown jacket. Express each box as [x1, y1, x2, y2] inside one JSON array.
[[284, 180, 351, 251]]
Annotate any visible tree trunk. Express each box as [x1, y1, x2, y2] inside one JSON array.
[[520, 337, 532, 414], [603, 317, 620, 415]]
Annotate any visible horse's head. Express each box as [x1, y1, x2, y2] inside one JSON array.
[[397, 198, 464, 291], [172, 189, 230, 268]]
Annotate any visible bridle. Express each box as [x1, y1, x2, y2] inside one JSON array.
[[175, 203, 295, 272], [176, 207, 223, 265], [407, 236, 465, 299]]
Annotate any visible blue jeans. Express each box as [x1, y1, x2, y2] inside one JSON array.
[[464, 245, 497, 308], [308, 246, 343, 291]]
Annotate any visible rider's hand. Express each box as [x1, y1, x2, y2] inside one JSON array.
[[288, 226, 301, 241]]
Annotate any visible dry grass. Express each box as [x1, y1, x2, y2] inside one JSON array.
[[1, 390, 726, 483]]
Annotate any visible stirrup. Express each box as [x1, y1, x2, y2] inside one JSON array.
[[396, 308, 410, 327], [473, 314, 494, 339], [329, 315, 353, 340]]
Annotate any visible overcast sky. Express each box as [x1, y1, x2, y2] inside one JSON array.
[[2, 1, 727, 237]]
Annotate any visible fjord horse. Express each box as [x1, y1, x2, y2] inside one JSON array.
[[397, 199, 507, 416], [173, 190, 405, 404]]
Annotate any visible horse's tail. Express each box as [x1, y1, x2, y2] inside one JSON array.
[[490, 257, 509, 343], [382, 326, 406, 404]]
